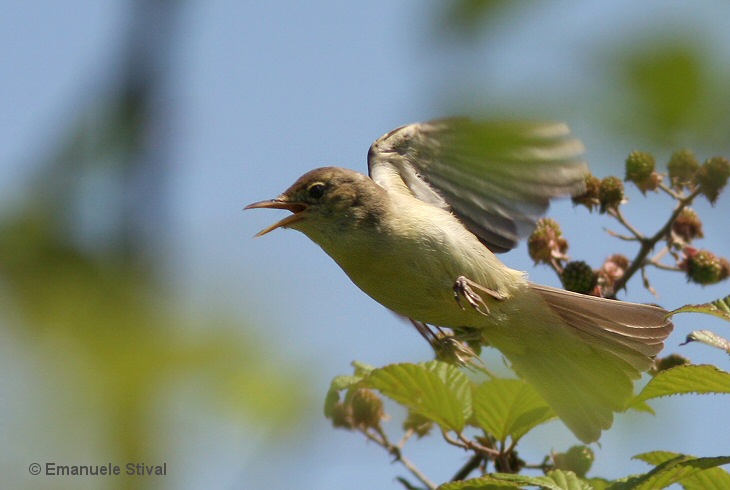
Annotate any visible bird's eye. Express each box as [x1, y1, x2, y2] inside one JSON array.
[[307, 183, 326, 200]]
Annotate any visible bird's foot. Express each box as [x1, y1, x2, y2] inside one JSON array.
[[453, 276, 505, 316]]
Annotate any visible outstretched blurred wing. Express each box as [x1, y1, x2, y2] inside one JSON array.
[[367, 118, 588, 252]]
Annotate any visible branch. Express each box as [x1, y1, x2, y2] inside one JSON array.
[[606, 187, 702, 299], [361, 427, 437, 490], [607, 207, 644, 241], [451, 454, 484, 482]]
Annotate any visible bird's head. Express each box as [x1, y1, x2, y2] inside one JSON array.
[[245, 166, 386, 239]]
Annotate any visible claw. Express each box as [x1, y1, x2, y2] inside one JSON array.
[[453, 276, 508, 317], [453, 277, 487, 315]]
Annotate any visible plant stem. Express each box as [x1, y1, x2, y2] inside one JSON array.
[[361, 427, 437, 490], [606, 188, 701, 299]]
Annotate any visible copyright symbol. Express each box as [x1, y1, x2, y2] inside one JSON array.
[[29, 463, 41, 475]]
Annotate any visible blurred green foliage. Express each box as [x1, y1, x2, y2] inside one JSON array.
[[610, 38, 730, 147], [0, 2, 311, 489]]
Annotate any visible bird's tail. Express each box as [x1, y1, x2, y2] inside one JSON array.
[[490, 283, 673, 443]]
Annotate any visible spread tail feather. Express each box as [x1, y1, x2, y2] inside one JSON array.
[[488, 284, 673, 443]]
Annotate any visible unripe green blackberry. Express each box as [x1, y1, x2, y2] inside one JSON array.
[[402, 410, 433, 438], [561, 261, 597, 294], [552, 445, 594, 478], [672, 208, 704, 242], [528, 218, 568, 264], [625, 150, 657, 193], [329, 402, 354, 430], [598, 176, 624, 213], [349, 388, 384, 429], [667, 149, 699, 190], [683, 249, 729, 285], [572, 174, 601, 211], [650, 354, 691, 377], [697, 156, 730, 204]]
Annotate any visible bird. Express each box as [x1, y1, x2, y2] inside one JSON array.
[[245, 118, 673, 443]]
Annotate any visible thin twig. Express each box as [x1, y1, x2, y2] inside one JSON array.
[[641, 267, 658, 297], [547, 257, 564, 281], [361, 427, 437, 490], [606, 187, 702, 299], [646, 260, 682, 272], [607, 207, 644, 240], [657, 182, 682, 200], [604, 227, 639, 241], [451, 454, 484, 482], [447, 432, 500, 458]]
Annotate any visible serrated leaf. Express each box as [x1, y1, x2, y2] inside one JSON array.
[[634, 451, 730, 490], [366, 362, 470, 432], [423, 360, 473, 418], [484, 470, 591, 490], [437, 476, 521, 490], [608, 454, 730, 490], [583, 477, 611, 490], [669, 294, 730, 322], [680, 329, 730, 354], [626, 399, 655, 415], [629, 364, 730, 406], [472, 378, 556, 443]]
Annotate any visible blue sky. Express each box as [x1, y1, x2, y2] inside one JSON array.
[[2, 2, 729, 489]]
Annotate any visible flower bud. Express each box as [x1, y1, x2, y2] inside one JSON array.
[[552, 445, 594, 478], [572, 174, 601, 211], [528, 218, 568, 264], [667, 149, 699, 190], [681, 248, 730, 285], [561, 261, 597, 295], [598, 176, 624, 213], [597, 254, 629, 290], [697, 156, 730, 204], [672, 208, 704, 242], [402, 410, 433, 438], [625, 151, 659, 193], [349, 388, 384, 429]]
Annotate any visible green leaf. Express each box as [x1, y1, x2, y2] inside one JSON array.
[[437, 476, 522, 490], [583, 477, 611, 490], [351, 360, 375, 376], [472, 470, 591, 490], [423, 360, 474, 416], [366, 362, 471, 432], [681, 330, 730, 354], [669, 294, 730, 322], [472, 378, 556, 443], [626, 400, 655, 415], [323, 374, 364, 417], [437, 471, 590, 490], [634, 451, 730, 490], [608, 454, 730, 489], [630, 364, 730, 406]]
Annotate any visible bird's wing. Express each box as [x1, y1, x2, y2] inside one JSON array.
[[367, 118, 588, 252]]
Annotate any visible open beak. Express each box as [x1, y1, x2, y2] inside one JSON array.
[[244, 198, 308, 237]]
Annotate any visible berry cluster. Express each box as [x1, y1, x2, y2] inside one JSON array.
[[528, 149, 729, 296]]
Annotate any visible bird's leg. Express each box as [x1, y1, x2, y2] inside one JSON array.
[[408, 318, 440, 343], [453, 276, 505, 316], [408, 318, 482, 368]]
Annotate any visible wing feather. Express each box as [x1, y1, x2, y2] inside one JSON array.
[[368, 118, 588, 252]]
